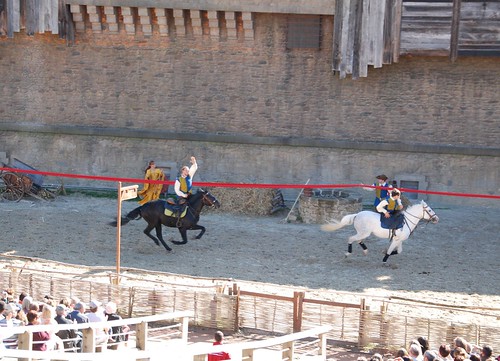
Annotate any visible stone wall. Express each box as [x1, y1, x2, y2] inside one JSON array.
[[298, 191, 363, 224]]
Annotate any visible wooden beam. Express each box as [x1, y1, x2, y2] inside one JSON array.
[[450, 0, 462, 62], [332, 0, 344, 72]]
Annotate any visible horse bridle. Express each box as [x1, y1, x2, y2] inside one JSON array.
[[201, 192, 217, 207], [402, 203, 438, 237]]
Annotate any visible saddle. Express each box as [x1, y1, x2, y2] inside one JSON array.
[[164, 198, 188, 218]]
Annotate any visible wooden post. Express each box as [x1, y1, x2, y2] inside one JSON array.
[[17, 330, 32, 361], [116, 181, 122, 283], [233, 283, 240, 332], [293, 291, 305, 333], [282, 340, 295, 361], [136, 321, 148, 351], [450, 0, 462, 62], [82, 327, 96, 353], [181, 315, 190, 344]]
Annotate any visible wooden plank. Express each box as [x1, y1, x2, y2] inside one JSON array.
[[459, 2, 500, 20], [339, 0, 351, 78], [373, 0, 386, 68], [345, 0, 358, 75], [24, 0, 36, 35], [332, 0, 343, 71], [450, 0, 461, 62], [391, 0, 402, 62], [352, 0, 364, 79], [50, 0, 58, 34], [6, 0, 20, 38], [383, 0, 394, 64], [360, 0, 370, 77]]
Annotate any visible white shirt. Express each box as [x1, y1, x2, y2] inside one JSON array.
[[174, 162, 198, 197]]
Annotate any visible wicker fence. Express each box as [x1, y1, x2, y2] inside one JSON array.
[[1, 269, 498, 353]]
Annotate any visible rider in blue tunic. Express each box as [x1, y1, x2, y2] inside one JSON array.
[[363, 174, 392, 209], [376, 189, 404, 236]]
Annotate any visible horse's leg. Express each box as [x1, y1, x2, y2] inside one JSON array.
[[172, 228, 188, 245], [383, 239, 400, 263], [191, 224, 206, 240], [154, 223, 172, 252], [346, 232, 370, 257], [143, 224, 160, 246]]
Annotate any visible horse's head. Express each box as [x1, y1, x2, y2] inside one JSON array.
[[421, 200, 439, 223], [199, 188, 221, 209]]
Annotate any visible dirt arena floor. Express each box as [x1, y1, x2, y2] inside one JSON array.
[[1, 194, 499, 359]]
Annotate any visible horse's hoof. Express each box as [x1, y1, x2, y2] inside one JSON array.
[[344, 252, 351, 258], [363, 249, 368, 256]]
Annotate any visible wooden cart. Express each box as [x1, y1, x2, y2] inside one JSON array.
[[0, 158, 61, 202]]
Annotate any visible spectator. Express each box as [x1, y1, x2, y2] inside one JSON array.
[[370, 353, 384, 361], [439, 344, 453, 361], [453, 347, 468, 361], [470, 353, 481, 361], [26, 310, 50, 351], [21, 295, 33, 315], [396, 348, 411, 361], [54, 304, 79, 352], [44, 295, 55, 307], [418, 337, 429, 355], [208, 330, 231, 361], [423, 350, 438, 361], [40, 304, 64, 350], [409, 342, 423, 361], [18, 291, 28, 306], [68, 302, 89, 324], [481, 345, 494, 361], [87, 300, 109, 346], [104, 301, 129, 348]]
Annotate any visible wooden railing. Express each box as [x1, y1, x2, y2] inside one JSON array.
[[1, 310, 192, 361], [1, 318, 332, 361], [184, 325, 333, 361]]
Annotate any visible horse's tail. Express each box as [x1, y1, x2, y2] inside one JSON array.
[[108, 206, 143, 227], [321, 214, 357, 232]]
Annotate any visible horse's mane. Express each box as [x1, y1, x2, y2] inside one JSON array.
[[404, 201, 424, 215]]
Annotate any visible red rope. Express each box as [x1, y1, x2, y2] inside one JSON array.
[[1, 167, 499, 200]]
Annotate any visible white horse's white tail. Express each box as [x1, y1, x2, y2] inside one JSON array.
[[321, 214, 357, 232]]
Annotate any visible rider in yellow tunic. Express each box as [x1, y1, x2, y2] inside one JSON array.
[[175, 156, 198, 203], [138, 161, 165, 205]]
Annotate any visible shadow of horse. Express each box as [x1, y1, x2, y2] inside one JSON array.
[[110, 189, 220, 252]]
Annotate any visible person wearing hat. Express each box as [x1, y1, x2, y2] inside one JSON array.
[[87, 300, 109, 346], [55, 304, 79, 351], [104, 301, 129, 347], [363, 174, 393, 209], [376, 189, 404, 237]]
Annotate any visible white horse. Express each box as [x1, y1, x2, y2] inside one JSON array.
[[321, 200, 439, 263]]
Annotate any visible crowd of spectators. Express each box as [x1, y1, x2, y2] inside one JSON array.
[[0, 288, 129, 353], [360, 336, 498, 361]]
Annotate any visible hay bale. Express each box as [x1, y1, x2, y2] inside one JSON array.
[[206, 187, 276, 216]]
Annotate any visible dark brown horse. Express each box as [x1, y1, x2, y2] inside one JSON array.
[[110, 189, 220, 252]]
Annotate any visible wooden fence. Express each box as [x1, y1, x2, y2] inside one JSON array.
[[1, 269, 499, 353]]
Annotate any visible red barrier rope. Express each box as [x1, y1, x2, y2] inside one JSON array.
[[1, 167, 499, 200]]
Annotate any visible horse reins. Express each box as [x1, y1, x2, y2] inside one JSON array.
[[403, 204, 435, 238]]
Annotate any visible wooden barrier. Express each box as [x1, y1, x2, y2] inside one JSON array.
[[1, 311, 192, 361]]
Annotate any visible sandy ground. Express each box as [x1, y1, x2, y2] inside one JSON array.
[[0, 194, 499, 356]]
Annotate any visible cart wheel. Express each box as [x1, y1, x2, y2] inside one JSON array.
[[1, 172, 25, 202]]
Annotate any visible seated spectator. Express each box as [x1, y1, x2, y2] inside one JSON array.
[[370, 353, 384, 361], [26, 310, 50, 351], [480, 345, 494, 361], [208, 330, 231, 361], [104, 301, 129, 348], [418, 337, 429, 355], [40, 304, 64, 351], [87, 300, 109, 346], [423, 350, 438, 361], [21, 295, 33, 315], [453, 347, 468, 361], [396, 347, 411, 361], [409, 342, 423, 361], [54, 304, 79, 352], [439, 344, 453, 361], [68, 302, 88, 324]]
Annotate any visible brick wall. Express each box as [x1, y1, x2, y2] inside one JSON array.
[[0, 13, 498, 206]]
